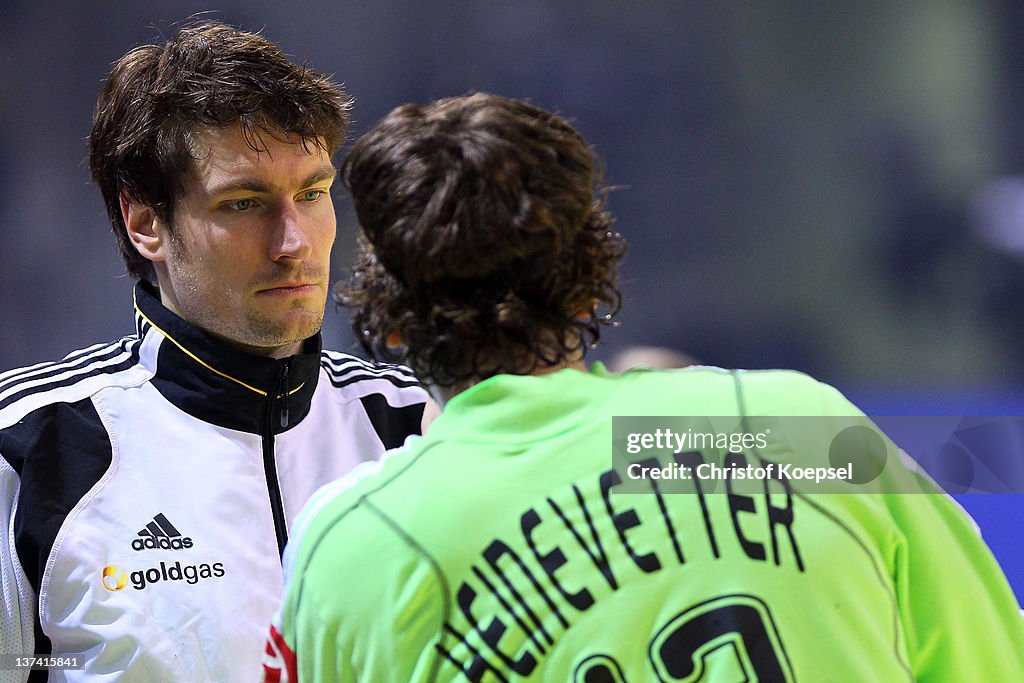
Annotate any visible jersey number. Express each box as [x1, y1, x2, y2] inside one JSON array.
[[574, 594, 793, 683]]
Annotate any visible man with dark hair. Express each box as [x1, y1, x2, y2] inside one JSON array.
[[265, 93, 1024, 682], [0, 22, 426, 683]]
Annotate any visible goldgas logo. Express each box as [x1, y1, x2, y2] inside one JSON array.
[[99, 561, 226, 592], [100, 513, 225, 592], [132, 513, 194, 551], [101, 565, 128, 591]]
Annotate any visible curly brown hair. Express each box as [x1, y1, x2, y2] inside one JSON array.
[[88, 21, 352, 281], [337, 93, 626, 388]]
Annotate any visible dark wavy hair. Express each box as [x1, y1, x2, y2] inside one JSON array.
[[337, 93, 626, 387], [88, 21, 352, 281]]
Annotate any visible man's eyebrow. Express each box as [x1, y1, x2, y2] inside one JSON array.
[[208, 166, 337, 197], [209, 179, 273, 196], [302, 166, 339, 188]]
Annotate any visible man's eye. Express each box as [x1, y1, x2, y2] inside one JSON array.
[[301, 190, 326, 202], [230, 198, 257, 211]]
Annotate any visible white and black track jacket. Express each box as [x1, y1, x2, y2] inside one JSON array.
[[0, 282, 427, 683]]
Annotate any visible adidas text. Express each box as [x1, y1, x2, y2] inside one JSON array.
[[132, 536, 194, 551]]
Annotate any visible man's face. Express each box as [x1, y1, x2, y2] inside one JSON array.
[[153, 126, 337, 358]]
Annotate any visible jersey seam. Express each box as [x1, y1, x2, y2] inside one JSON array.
[[730, 369, 914, 681], [1, 457, 32, 653], [293, 440, 449, 675], [362, 498, 451, 683], [293, 439, 445, 572], [37, 395, 120, 650]]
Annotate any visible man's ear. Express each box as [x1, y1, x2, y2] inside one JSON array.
[[120, 192, 166, 262], [385, 330, 404, 350]]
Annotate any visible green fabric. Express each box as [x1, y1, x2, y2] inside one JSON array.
[[278, 366, 1024, 682]]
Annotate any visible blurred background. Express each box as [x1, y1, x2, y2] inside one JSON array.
[[1, 2, 1021, 597]]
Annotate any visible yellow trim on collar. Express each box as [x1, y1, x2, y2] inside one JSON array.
[[135, 292, 305, 398]]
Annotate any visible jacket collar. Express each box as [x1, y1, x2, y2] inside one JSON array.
[[133, 281, 321, 434]]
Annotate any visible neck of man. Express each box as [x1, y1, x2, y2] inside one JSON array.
[[431, 355, 588, 408], [229, 338, 306, 360]]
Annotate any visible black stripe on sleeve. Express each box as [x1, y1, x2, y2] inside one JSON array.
[[0, 340, 141, 413], [0, 342, 128, 396], [320, 352, 421, 388], [326, 372, 423, 390], [1, 398, 114, 673], [359, 393, 426, 450]]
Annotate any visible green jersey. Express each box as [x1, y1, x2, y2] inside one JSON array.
[[264, 366, 1024, 682]]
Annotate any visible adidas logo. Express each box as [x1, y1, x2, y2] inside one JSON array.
[[131, 513, 194, 551]]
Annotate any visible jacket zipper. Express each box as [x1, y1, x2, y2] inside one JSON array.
[[263, 361, 290, 558]]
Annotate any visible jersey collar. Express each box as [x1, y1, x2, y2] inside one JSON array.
[[133, 281, 321, 434]]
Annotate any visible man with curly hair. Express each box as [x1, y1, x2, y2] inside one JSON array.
[[0, 22, 427, 683], [264, 93, 1024, 682]]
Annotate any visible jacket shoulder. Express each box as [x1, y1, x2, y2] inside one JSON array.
[[318, 350, 424, 399], [729, 368, 859, 416], [0, 335, 146, 428]]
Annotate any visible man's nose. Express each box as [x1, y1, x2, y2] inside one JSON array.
[[271, 203, 313, 261]]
